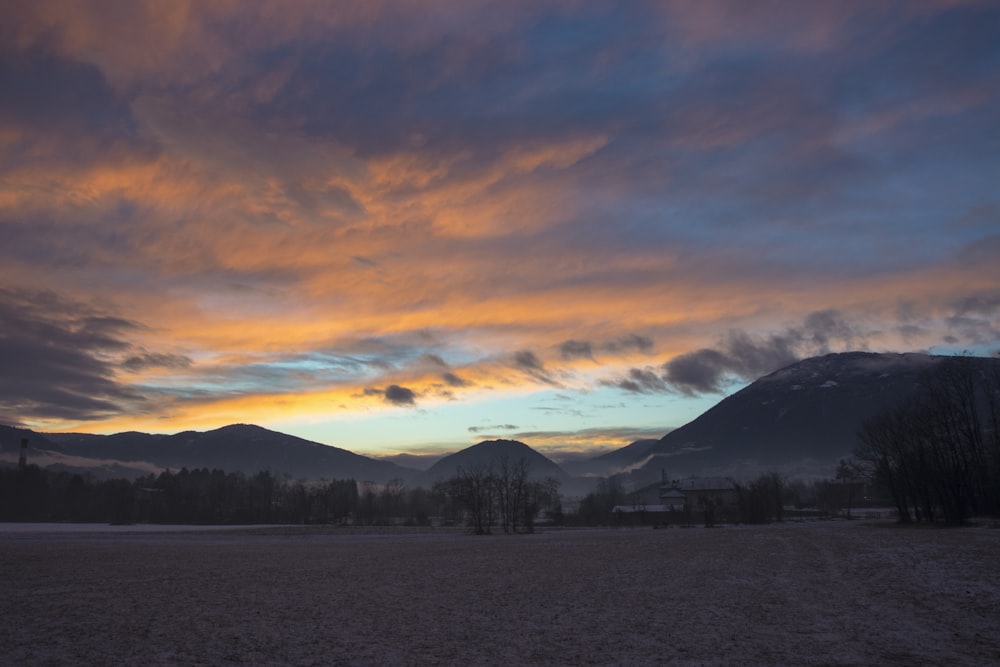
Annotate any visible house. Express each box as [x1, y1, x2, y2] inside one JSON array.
[[613, 471, 738, 524], [670, 475, 738, 510]]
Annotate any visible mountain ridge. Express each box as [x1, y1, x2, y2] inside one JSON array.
[[3, 423, 415, 483], [5, 351, 995, 490]]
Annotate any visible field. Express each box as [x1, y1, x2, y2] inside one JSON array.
[[2, 520, 998, 666]]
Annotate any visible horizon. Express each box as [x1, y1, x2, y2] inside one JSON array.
[[2, 3, 999, 459], [6, 349, 988, 472]]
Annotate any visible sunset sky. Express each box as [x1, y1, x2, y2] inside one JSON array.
[[2, 1, 998, 462]]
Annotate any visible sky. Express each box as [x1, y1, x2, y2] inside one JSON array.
[[1, 1, 999, 463]]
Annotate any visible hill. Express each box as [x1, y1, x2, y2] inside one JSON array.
[[422, 439, 574, 487]]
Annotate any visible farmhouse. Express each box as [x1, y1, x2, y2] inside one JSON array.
[[671, 475, 738, 509], [613, 471, 738, 524]]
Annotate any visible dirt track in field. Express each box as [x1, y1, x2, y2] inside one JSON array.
[[2, 521, 998, 666]]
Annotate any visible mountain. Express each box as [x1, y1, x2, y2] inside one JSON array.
[[602, 352, 985, 485], [422, 439, 575, 486], [11, 424, 416, 483], [0, 425, 163, 479]]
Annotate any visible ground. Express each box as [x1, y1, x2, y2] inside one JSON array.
[[1, 520, 998, 666]]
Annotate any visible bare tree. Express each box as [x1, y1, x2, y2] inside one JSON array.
[[857, 356, 1000, 524], [835, 459, 865, 519], [452, 463, 496, 534]]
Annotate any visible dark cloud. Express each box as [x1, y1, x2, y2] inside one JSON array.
[[606, 367, 669, 394], [952, 291, 1000, 317], [661, 327, 809, 395], [512, 349, 560, 385], [383, 384, 416, 406], [0, 44, 135, 134], [945, 316, 1000, 346], [421, 353, 449, 367], [942, 291, 1000, 345], [607, 328, 803, 397], [514, 350, 545, 372], [898, 324, 926, 343], [802, 309, 855, 352], [559, 339, 594, 360], [468, 424, 518, 434], [363, 384, 417, 405], [662, 349, 732, 395], [121, 352, 193, 373], [244, 5, 647, 160], [602, 334, 654, 354], [0, 288, 146, 424], [720, 330, 801, 378], [441, 372, 469, 387]]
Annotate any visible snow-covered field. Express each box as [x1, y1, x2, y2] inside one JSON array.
[[2, 520, 998, 666]]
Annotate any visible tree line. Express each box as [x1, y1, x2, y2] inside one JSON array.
[[0, 457, 562, 530], [856, 355, 1000, 524], [0, 466, 356, 525]]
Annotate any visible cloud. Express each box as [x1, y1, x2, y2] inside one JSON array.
[[602, 334, 654, 354], [0, 288, 147, 424], [421, 354, 449, 367], [952, 290, 1000, 317], [1, 1, 998, 443], [802, 309, 855, 351], [362, 384, 417, 406], [719, 330, 802, 379], [512, 349, 561, 386], [383, 384, 416, 406], [0, 40, 141, 160], [441, 372, 469, 387], [468, 424, 518, 434], [662, 349, 732, 395], [661, 327, 812, 395], [121, 352, 193, 372], [606, 367, 670, 394], [559, 339, 593, 360]]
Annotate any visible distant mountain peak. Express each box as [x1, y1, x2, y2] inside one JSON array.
[[424, 439, 568, 482]]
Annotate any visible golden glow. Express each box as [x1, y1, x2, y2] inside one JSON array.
[[3, 1, 997, 452]]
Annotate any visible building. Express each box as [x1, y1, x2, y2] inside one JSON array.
[[613, 471, 739, 525]]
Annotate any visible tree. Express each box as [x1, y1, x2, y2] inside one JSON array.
[[856, 355, 1000, 524], [494, 456, 532, 534], [734, 473, 785, 524], [450, 463, 496, 534], [835, 458, 865, 519], [576, 475, 626, 526], [380, 477, 406, 524]]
